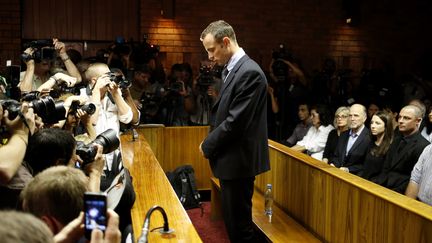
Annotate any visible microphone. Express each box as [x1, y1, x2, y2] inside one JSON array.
[[137, 205, 173, 243], [132, 128, 138, 141]]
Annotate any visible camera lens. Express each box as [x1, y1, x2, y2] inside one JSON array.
[[81, 103, 96, 115], [31, 96, 66, 124], [94, 129, 119, 154]]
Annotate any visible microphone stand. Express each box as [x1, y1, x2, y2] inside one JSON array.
[[137, 205, 172, 243]]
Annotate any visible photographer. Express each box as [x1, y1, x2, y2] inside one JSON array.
[[159, 63, 193, 126], [60, 94, 97, 139], [19, 38, 82, 93], [0, 102, 36, 209], [110, 68, 140, 126], [107, 37, 132, 74], [268, 48, 310, 140], [189, 63, 221, 125]]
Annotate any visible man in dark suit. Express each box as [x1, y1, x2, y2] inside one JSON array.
[[199, 20, 270, 242], [374, 105, 429, 193], [330, 104, 371, 174]]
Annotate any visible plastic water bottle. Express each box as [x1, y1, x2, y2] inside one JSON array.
[[264, 183, 273, 223]]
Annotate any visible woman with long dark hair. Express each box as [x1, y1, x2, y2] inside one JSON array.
[[360, 111, 394, 180]]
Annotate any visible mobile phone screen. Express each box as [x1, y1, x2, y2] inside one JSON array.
[[84, 192, 107, 238]]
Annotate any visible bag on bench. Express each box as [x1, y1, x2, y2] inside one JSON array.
[[166, 165, 202, 210]]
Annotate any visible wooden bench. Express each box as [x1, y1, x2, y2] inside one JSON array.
[[210, 177, 321, 242]]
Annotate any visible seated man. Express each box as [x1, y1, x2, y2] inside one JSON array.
[[330, 104, 371, 174], [374, 105, 429, 193], [284, 103, 312, 146], [406, 144, 432, 205]]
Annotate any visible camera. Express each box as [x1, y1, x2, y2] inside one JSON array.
[[49, 82, 80, 99], [133, 39, 160, 64], [1, 95, 66, 124], [140, 92, 162, 117], [196, 64, 222, 91], [109, 72, 131, 89], [110, 36, 131, 56], [0, 99, 21, 120], [69, 101, 96, 115], [271, 44, 293, 61], [76, 129, 120, 166], [21, 39, 55, 63]]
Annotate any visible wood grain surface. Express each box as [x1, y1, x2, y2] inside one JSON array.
[[121, 128, 202, 242]]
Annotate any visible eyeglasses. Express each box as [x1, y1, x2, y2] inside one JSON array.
[[336, 115, 348, 119]]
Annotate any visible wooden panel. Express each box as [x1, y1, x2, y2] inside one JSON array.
[[22, 0, 139, 40], [120, 129, 202, 242], [122, 126, 432, 242], [162, 127, 212, 190], [133, 126, 212, 190], [255, 140, 432, 243]]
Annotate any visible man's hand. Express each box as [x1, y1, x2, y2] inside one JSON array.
[[91, 209, 121, 243], [52, 73, 77, 87], [53, 212, 85, 243], [23, 47, 35, 66], [53, 38, 67, 54]]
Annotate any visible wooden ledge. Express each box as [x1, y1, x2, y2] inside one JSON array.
[[210, 177, 321, 243]]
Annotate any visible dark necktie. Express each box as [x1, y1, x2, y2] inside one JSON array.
[[222, 67, 229, 81]]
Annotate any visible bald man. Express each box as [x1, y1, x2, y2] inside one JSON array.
[[330, 104, 371, 174], [375, 105, 429, 193]]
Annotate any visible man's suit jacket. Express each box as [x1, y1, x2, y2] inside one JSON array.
[[201, 55, 270, 180], [374, 132, 429, 193], [331, 127, 371, 175]]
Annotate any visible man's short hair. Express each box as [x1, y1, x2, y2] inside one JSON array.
[[200, 20, 237, 44], [0, 211, 54, 243], [409, 99, 426, 118], [21, 166, 88, 226], [25, 128, 76, 175], [84, 62, 110, 81], [403, 105, 423, 119]]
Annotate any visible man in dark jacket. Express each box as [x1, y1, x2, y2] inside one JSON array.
[[374, 105, 429, 193], [199, 20, 270, 242]]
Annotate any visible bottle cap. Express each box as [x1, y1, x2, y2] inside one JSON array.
[[266, 183, 272, 189]]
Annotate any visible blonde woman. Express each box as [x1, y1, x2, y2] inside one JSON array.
[[322, 106, 350, 163]]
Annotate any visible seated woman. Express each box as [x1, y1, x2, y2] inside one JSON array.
[[322, 106, 350, 163], [291, 104, 334, 160], [360, 111, 394, 181]]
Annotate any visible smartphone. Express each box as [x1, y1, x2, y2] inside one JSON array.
[[84, 192, 107, 239]]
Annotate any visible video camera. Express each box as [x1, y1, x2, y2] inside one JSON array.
[[1, 91, 67, 124], [196, 64, 222, 93], [133, 36, 160, 64], [271, 44, 293, 61], [110, 36, 131, 56], [140, 92, 162, 117], [21, 39, 56, 63], [76, 129, 119, 166]]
